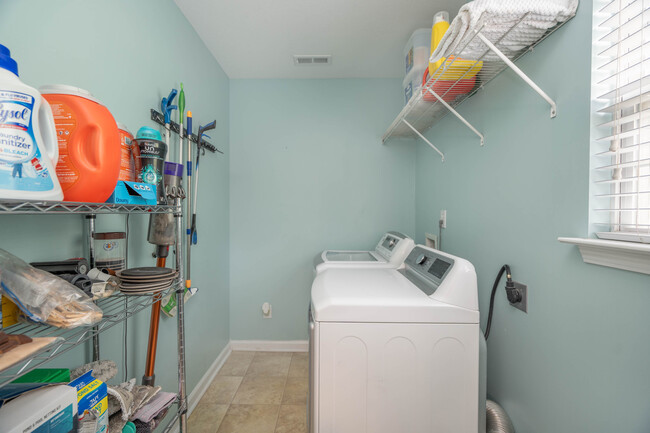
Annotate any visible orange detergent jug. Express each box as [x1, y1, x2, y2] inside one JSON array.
[[40, 85, 120, 202], [117, 123, 135, 182]]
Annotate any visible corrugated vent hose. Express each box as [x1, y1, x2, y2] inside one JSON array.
[[486, 399, 515, 433]]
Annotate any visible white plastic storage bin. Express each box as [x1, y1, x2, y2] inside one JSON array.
[[403, 28, 431, 105], [404, 28, 431, 75], [403, 66, 426, 105]]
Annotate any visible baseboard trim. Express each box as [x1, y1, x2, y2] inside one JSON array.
[[188, 343, 232, 414], [170, 342, 231, 433], [230, 339, 308, 352]]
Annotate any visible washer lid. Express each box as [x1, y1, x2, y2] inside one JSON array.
[[325, 251, 378, 262], [311, 268, 479, 324]]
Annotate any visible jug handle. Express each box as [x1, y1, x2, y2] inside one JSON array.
[[39, 98, 59, 163], [79, 124, 102, 171]]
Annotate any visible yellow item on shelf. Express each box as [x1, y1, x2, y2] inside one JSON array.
[[427, 10, 483, 84], [1, 295, 19, 328], [430, 56, 484, 81], [429, 11, 450, 75]]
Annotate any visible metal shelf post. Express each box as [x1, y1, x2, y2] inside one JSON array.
[[475, 32, 557, 118], [401, 119, 445, 161], [86, 214, 100, 362], [174, 199, 188, 433], [423, 87, 485, 146]]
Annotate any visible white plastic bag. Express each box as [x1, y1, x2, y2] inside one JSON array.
[[0, 249, 102, 328]]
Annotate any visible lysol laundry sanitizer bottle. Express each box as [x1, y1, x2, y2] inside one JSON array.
[[0, 44, 62, 201]]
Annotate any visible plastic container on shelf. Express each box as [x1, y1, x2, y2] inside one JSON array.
[[133, 126, 167, 204], [403, 65, 427, 105], [430, 11, 450, 75], [94, 231, 127, 271], [422, 66, 477, 102], [40, 84, 120, 203], [404, 28, 431, 76], [402, 28, 431, 105], [117, 122, 135, 182], [0, 44, 63, 201]]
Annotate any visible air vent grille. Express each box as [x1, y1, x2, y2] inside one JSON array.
[[293, 55, 332, 66]]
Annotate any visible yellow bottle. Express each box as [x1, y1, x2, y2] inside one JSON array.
[[429, 11, 450, 76]]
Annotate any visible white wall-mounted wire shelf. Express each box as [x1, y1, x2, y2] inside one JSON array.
[[383, 13, 574, 160], [0, 285, 176, 388], [0, 200, 179, 215]]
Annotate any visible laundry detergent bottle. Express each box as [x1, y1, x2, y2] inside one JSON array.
[[429, 11, 450, 75], [0, 44, 63, 201], [41, 84, 120, 203]]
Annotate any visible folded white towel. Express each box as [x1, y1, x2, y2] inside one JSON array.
[[430, 0, 579, 63]]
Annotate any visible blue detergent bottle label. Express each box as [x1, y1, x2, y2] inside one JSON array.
[[0, 90, 54, 191]]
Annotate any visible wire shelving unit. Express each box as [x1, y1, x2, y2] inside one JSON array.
[[0, 287, 175, 388], [0, 200, 179, 215], [0, 199, 189, 432], [383, 14, 575, 161]]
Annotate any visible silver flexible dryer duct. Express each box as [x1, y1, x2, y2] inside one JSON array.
[[486, 399, 515, 433]]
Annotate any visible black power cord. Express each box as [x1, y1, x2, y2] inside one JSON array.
[[484, 264, 522, 340]]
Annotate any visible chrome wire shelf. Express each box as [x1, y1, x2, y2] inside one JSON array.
[[383, 14, 574, 160], [0, 200, 179, 215], [0, 286, 175, 388]]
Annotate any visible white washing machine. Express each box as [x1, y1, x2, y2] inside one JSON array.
[[309, 245, 479, 433], [313, 231, 414, 275]]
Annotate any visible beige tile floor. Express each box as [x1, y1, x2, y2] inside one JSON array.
[[188, 351, 308, 433]]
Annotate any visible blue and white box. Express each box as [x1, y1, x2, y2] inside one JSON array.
[[106, 181, 157, 206]]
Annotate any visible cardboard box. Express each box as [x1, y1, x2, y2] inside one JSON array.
[[0, 384, 78, 433], [69, 370, 108, 433], [106, 181, 157, 206]]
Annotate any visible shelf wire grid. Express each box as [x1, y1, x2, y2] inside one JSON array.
[[0, 285, 176, 388], [383, 16, 571, 141], [0, 200, 180, 215]]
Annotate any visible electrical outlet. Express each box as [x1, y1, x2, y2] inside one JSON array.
[[509, 281, 527, 313], [440, 210, 447, 229], [262, 302, 272, 318]]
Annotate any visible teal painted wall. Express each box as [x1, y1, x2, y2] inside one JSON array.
[[229, 79, 415, 340], [414, 1, 650, 432], [0, 0, 230, 397]]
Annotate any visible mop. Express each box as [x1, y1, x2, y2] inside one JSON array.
[[184, 120, 216, 299], [189, 120, 216, 245], [177, 84, 185, 167]]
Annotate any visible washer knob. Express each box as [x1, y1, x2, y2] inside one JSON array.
[[416, 254, 427, 265]]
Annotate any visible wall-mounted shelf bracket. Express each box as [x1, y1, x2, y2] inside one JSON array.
[[476, 32, 557, 118], [401, 119, 445, 161], [424, 87, 485, 146]]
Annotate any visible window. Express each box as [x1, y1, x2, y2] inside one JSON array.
[[591, 0, 650, 243]]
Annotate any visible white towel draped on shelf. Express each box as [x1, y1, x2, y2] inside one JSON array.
[[430, 0, 579, 63]]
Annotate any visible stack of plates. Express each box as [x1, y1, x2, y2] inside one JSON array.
[[116, 267, 178, 295]]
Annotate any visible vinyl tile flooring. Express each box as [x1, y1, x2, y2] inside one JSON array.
[[188, 351, 308, 433]]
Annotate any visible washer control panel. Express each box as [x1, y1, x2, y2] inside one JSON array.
[[402, 246, 454, 295], [375, 231, 411, 259]]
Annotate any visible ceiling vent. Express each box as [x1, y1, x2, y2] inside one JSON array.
[[293, 55, 332, 66]]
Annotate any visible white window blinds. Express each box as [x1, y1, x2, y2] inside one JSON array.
[[593, 0, 650, 242]]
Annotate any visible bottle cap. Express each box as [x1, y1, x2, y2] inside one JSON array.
[[136, 126, 163, 142], [0, 44, 19, 76], [434, 11, 449, 24]]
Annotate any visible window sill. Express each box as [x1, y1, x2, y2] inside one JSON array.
[[558, 237, 650, 275]]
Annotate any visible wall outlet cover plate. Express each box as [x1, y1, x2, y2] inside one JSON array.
[[510, 281, 527, 313]]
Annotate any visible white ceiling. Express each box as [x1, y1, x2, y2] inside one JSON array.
[[174, 0, 465, 79]]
